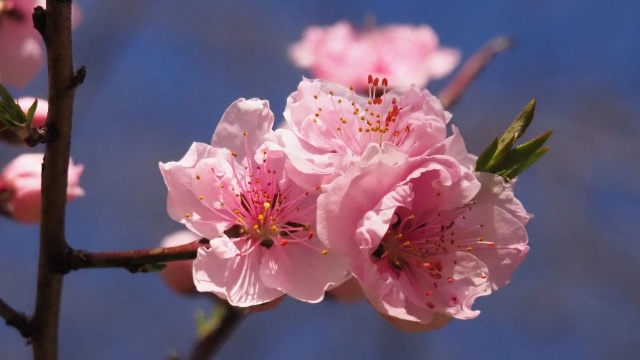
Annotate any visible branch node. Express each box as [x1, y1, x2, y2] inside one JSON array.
[[43, 124, 60, 144], [31, 6, 47, 40], [24, 126, 49, 147], [53, 244, 76, 275], [70, 66, 87, 89]]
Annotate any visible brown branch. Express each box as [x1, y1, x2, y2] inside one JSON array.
[[0, 296, 32, 339], [66, 239, 210, 273], [30, 1, 81, 359], [438, 36, 514, 110], [188, 303, 246, 360]]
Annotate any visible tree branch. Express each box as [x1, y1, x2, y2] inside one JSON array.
[[438, 36, 514, 110], [188, 303, 246, 360], [0, 296, 32, 339], [66, 239, 210, 273], [31, 1, 81, 359]]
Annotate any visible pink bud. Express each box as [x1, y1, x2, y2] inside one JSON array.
[[382, 313, 452, 332], [16, 97, 48, 128], [0, 1, 81, 88], [159, 230, 201, 296], [0, 153, 84, 223], [326, 277, 363, 302]]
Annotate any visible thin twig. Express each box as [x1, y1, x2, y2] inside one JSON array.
[[30, 2, 80, 359], [438, 36, 514, 110], [188, 303, 246, 360], [66, 239, 210, 273], [0, 296, 32, 339]]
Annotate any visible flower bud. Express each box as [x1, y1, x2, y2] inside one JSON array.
[[159, 230, 201, 296], [326, 277, 363, 302], [382, 313, 452, 332], [0, 153, 84, 223]]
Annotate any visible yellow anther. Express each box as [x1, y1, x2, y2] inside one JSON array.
[[322, 249, 328, 255], [231, 152, 237, 157], [243, 131, 248, 136], [258, 214, 264, 221], [478, 237, 485, 242], [467, 246, 473, 252], [185, 213, 191, 218], [196, 175, 201, 180], [271, 225, 277, 231], [237, 217, 243, 222], [253, 224, 259, 230], [198, 195, 204, 200], [264, 202, 271, 209]]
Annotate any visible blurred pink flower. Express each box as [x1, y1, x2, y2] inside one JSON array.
[[159, 230, 202, 296], [0, 153, 84, 223], [0, 0, 81, 88], [159, 98, 349, 307], [289, 21, 460, 91], [265, 78, 451, 188], [317, 138, 529, 328]]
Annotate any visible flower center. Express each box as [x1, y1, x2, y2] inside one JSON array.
[[310, 75, 412, 156], [191, 132, 326, 256], [371, 203, 492, 286]]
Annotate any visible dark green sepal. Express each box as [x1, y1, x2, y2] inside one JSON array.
[[475, 98, 551, 181], [485, 98, 536, 172], [475, 135, 498, 172]]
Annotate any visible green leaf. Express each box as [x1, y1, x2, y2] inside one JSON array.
[[499, 146, 550, 180], [0, 83, 29, 128], [25, 98, 38, 125], [494, 130, 552, 176], [486, 98, 536, 171], [475, 135, 499, 172], [0, 83, 15, 104]]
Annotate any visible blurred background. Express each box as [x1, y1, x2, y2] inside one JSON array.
[[2, 0, 639, 359]]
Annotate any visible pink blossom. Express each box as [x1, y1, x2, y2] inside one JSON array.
[[159, 98, 349, 307], [265, 78, 451, 188], [0, 0, 81, 88], [159, 230, 202, 296], [289, 21, 460, 91], [0, 153, 84, 223], [317, 140, 529, 327]]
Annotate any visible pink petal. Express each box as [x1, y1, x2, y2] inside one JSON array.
[[193, 247, 283, 306], [260, 241, 350, 303], [211, 98, 274, 159]]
